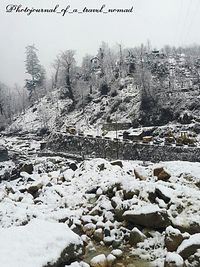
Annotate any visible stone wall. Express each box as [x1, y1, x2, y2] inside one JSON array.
[[46, 132, 200, 163]]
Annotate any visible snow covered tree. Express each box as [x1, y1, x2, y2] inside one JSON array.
[[60, 50, 76, 102], [81, 54, 93, 81], [52, 55, 61, 89], [25, 44, 45, 101]]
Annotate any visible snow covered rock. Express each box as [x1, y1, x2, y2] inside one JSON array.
[[177, 233, 200, 259], [0, 219, 83, 267], [164, 252, 185, 267], [0, 145, 8, 162], [82, 223, 96, 237], [165, 226, 184, 252], [123, 204, 171, 229], [93, 228, 104, 242], [90, 254, 107, 267], [111, 249, 123, 258], [103, 235, 115, 246], [107, 254, 116, 267], [134, 166, 148, 180], [129, 227, 146, 246], [65, 262, 90, 267]]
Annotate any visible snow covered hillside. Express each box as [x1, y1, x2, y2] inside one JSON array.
[[6, 79, 141, 135]]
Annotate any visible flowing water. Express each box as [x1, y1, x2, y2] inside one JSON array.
[[83, 243, 153, 267]]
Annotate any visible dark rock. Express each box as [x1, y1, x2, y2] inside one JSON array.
[[19, 187, 26, 193], [69, 163, 78, 171], [154, 167, 164, 177], [20, 163, 34, 174], [123, 190, 138, 200], [10, 167, 20, 180], [98, 163, 106, 171], [86, 187, 98, 194], [153, 167, 171, 181], [129, 227, 146, 246], [114, 209, 124, 222], [45, 241, 83, 267], [0, 145, 8, 162], [112, 240, 121, 249], [27, 177, 35, 182], [123, 207, 171, 229], [46, 182, 53, 187], [165, 227, 184, 252], [155, 187, 171, 203], [104, 228, 111, 237], [148, 192, 156, 203], [40, 142, 47, 150], [111, 160, 123, 168], [71, 224, 83, 236], [27, 183, 43, 196], [37, 127, 50, 136], [111, 198, 118, 209], [0, 170, 11, 181]]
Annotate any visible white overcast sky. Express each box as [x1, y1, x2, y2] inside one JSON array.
[[0, 0, 200, 87]]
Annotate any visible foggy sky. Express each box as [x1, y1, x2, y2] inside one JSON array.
[[0, 0, 200, 87]]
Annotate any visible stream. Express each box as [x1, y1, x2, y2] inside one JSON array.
[[83, 243, 153, 267]]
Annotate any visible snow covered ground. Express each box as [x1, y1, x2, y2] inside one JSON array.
[[1, 138, 200, 267], [0, 219, 83, 267]]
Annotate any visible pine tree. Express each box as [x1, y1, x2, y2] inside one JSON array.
[[25, 44, 45, 101]]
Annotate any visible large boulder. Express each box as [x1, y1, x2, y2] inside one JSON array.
[[0, 219, 83, 267], [123, 204, 171, 229], [0, 145, 8, 162]]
